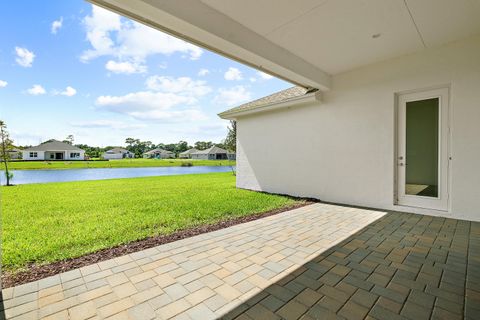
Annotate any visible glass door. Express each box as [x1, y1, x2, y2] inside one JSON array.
[[397, 88, 449, 211]]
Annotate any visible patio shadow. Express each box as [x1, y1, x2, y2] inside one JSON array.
[[219, 211, 480, 320], [0, 292, 6, 320]]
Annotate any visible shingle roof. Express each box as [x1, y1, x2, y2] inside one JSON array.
[[24, 140, 84, 152], [219, 86, 317, 116], [179, 148, 199, 155], [144, 148, 174, 155], [194, 146, 228, 155], [106, 147, 130, 153]]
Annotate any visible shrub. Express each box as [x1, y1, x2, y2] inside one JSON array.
[[181, 162, 193, 167]]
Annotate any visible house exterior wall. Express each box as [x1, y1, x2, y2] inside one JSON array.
[[159, 153, 175, 159], [65, 151, 85, 160], [7, 151, 22, 159], [22, 150, 85, 160], [105, 153, 122, 160], [103, 153, 123, 160], [22, 151, 45, 160], [145, 152, 175, 159], [236, 35, 480, 222], [191, 153, 209, 160]]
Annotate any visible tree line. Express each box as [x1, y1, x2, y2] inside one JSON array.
[[80, 121, 236, 158], [1, 120, 237, 160]]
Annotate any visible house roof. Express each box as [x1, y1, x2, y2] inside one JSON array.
[[9, 148, 22, 152], [144, 148, 174, 155], [219, 86, 317, 118], [106, 147, 130, 153], [179, 148, 199, 155], [24, 140, 84, 152], [193, 146, 228, 155]]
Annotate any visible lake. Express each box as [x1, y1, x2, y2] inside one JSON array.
[[2, 166, 234, 185]]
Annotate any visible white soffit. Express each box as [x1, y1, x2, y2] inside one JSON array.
[[90, 0, 480, 87], [405, 0, 480, 47], [203, 0, 480, 74]]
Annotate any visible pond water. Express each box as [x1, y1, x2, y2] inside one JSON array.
[[2, 166, 234, 185]]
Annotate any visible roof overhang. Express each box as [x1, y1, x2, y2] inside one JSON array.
[[219, 91, 322, 120], [87, 0, 332, 90], [89, 0, 480, 93]]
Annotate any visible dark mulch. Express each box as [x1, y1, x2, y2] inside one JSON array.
[[2, 201, 314, 288]]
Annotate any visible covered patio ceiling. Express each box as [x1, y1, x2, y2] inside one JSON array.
[[89, 0, 480, 90]]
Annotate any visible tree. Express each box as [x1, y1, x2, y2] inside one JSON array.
[[194, 141, 213, 150], [125, 138, 153, 158], [174, 141, 190, 153], [224, 120, 236, 152], [0, 120, 14, 186], [63, 134, 74, 145]]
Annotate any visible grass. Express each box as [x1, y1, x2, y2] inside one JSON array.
[[5, 158, 236, 170], [1, 172, 299, 271]]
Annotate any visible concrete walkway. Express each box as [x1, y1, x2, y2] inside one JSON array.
[[1, 204, 386, 319]]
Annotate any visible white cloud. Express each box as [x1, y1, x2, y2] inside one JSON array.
[[95, 91, 207, 122], [26, 84, 46, 95], [71, 120, 146, 130], [51, 17, 63, 34], [15, 47, 35, 67], [145, 76, 211, 97], [224, 67, 243, 81], [214, 86, 251, 107], [0, 80, 7, 88], [198, 68, 209, 76], [257, 71, 274, 80], [249, 77, 257, 83], [81, 5, 203, 68], [60, 86, 77, 97], [105, 60, 146, 74]]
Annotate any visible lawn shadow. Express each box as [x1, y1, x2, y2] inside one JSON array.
[[219, 211, 475, 320]]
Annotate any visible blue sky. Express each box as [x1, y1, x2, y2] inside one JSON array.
[[0, 1, 291, 147]]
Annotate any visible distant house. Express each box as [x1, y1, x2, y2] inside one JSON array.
[[179, 148, 199, 159], [143, 148, 175, 159], [227, 152, 236, 161], [22, 140, 85, 160], [191, 146, 229, 160], [3, 148, 22, 160], [103, 148, 134, 160]]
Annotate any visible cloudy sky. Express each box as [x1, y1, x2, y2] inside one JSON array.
[[0, 1, 291, 147]]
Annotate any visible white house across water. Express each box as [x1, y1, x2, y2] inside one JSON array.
[[103, 147, 134, 160], [22, 140, 85, 161]]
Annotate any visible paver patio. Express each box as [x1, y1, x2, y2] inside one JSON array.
[[1, 203, 478, 320]]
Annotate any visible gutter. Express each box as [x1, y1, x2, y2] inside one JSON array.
[[218, 91, 322, 120]]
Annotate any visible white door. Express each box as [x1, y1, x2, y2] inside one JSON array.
[[397, 87, 449, 211]]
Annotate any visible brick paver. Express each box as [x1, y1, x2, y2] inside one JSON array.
[[222, 209, 480, 320], [1, 203, 478, 320]]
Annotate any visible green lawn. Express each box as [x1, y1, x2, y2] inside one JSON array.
[[1, 172, 298, 271], [5, 158, 236, 170]]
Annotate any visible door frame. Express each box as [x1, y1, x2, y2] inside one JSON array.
[[394, 86, 450, 211]]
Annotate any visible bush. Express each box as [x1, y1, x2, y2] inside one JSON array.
[[181, 162, 193, 167]]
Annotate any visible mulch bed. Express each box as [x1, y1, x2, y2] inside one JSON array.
[[2, 201, 314, 288]]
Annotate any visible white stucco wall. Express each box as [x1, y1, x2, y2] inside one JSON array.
[[236, 35, 480, 222], [103, 153, 123, 160], [65, 151, 85, 160], [22, 151, 45, 160], [22, 150, 85, 160]]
